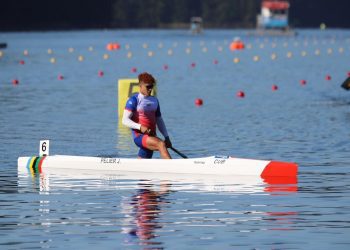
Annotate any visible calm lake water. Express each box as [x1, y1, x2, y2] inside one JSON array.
[[1, 29, 350, 249]]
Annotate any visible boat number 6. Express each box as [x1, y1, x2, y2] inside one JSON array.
[[214, 159, 225, 164]]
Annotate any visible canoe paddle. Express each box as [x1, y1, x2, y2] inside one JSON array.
[[170, 147, 188, 158]]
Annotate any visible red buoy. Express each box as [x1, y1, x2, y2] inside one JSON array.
[[213, 59, 218, 65], [12, 79, 19, 85], [237, 91, 245, 98], [300, 80, 307, 85], [348, 71, 350, 77], [58, 75, 64, 80], [131, 67, 137, 73], [195, 98, 203, 106], [98, 70, 104, 77], [19, 60, 25, 65], [191, 62, 196, 68], [163, 64, 169, 70], [272, 84, 278, 91], [325, 75, 331, 81]]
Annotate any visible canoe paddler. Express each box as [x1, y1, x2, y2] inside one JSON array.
[[122, 72, 172, 159]]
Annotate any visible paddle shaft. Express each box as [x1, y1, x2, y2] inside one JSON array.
[[170, 147, 188, 158]]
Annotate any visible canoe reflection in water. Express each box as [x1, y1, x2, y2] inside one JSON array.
[[121, 183, 171, 245]]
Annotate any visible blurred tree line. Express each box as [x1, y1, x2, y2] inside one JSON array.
[[0, 0, 349, 31]]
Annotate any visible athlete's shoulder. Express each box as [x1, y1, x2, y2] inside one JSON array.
[[125, 94, 139, 110]]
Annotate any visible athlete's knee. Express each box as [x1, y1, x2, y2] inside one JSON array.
[[157, 140, 166, 150]]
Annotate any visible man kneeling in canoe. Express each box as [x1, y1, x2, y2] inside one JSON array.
[[122, 72, 172, 159]]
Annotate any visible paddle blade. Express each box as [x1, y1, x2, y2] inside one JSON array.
[[341, 77, 350, 90]]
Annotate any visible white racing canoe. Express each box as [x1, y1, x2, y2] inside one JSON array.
[[18, 155, 298, 177]]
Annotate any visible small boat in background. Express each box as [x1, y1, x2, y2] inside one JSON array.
[[190, 17, 203, 34], [0, 42, 7, 49], [249, 0, 296, 36]]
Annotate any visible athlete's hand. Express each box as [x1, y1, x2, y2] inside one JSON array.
[[164, 136, 172, 148], [140, 125, 153, 135]]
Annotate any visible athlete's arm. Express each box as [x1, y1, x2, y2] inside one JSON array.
[[122, 109, 141, 130], [156, 116, 169, 138]]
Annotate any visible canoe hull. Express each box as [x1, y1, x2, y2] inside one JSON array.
[[18, 155, 297, 177]]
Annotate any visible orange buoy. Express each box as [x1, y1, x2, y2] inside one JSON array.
[[195, 98, 203, 106], [230, 38, 245, 51], [12, 79, 19, 85], [106, 43, 120, 51]]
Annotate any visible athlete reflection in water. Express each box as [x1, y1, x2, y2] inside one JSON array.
[[122, 183, 171, 246]]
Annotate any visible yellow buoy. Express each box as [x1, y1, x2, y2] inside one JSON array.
[[315, 49, 320, 56], [271, 53, 277, 60], [88, 46, 94, 52], [0, 51, 3, 57], [185, 48, 191, 54], [47, 49, 53, 54], [287, 52, 293, 58], [50, 57, 56, 64], [68, 47, 74, 53], [339, 47, 344, 53], [327, 48, 333, 54], [158, 43, 163, 49], [23, 50, 29, 56], [320, 23, 326, 30], [202, 47, 208, 53], [148, 51, 154, 57], [233, 57, 240, 63], [142, 43, 148, 49], [78, 55, 84, 61], [103, 54, 109, 60], [127, 52, 133, 58], [301, 51, 307, 57], [167, 49, 173, 56], [253, 55, 260, 62]]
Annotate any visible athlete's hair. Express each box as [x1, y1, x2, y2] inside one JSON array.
[[138, 72, 156, 84]]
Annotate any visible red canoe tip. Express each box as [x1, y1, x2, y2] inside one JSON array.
[[261, 161, 298, 177]]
